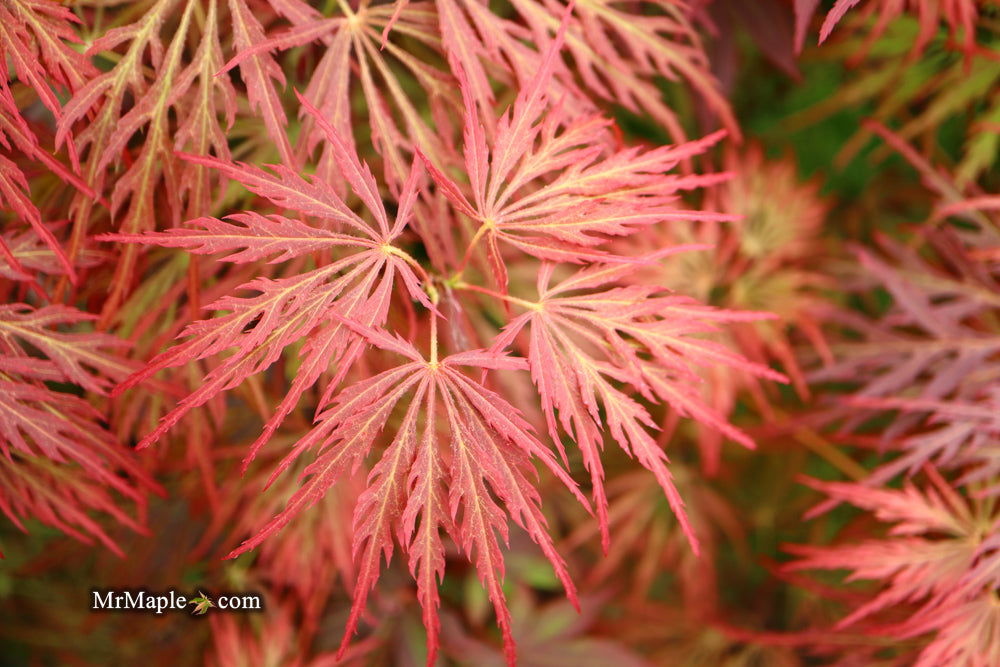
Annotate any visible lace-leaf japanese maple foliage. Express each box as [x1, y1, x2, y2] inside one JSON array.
[[103, 15, 782, 660], [5, 0, 998, 665]]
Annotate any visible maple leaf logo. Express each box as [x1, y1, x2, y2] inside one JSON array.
[[189, 591, 215, 615]]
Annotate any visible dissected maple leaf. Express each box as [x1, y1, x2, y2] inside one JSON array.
[[221, 0, 459, 191], [801, 149, 1000, 554], [224, 0, 737, 200], [637, 144, 831, 473], [422, 17, 733, 293], [442, 0, 738, 141], [788, 471, 1000, 667], [0, 303, 157, 557], [227, 0, 298, 168], [787, 117, 1000, 664], [56, 0, 240, 319], [0, 0, 94, 117], [70, 3, 789, 663], [487, 259, 785, 552], [0, 0, 97, 208], [223, 316, 586, 665], [0, 93, 83, 282], [10, 0, 997, 662], [810, 235, 1000, 467], [105, 93, 433, 468]]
